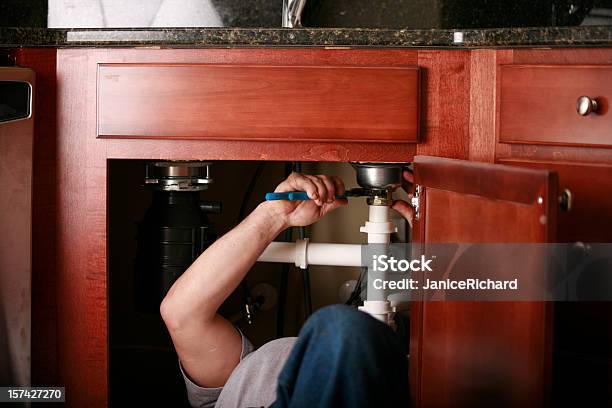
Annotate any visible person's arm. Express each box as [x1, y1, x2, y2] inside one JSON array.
[[160, 172, 346, 388]]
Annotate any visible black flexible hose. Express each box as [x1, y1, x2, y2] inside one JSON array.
[[293, 162, 313, 320], [237, 162, 266, 320], [276, 162, 294, 337], [277, 231, 291, 337], [346, 267, 367, 306], [238, 162, 266, 221], [299, 225, 312, 318]]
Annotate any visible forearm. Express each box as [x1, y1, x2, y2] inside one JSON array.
[[160, 172, 346, 388], [161, 201, 287, 325]]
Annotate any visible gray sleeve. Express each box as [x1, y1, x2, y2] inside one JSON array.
[[179, 329, 255, 408]]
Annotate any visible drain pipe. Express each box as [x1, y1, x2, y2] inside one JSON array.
[[258, 162, 407, 327], [257, 200, 398, 326], [259, 241, 362, 269], [358, 201, 397, 327]]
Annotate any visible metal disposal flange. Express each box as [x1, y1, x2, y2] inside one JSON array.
[[144, 161, 213, 191]]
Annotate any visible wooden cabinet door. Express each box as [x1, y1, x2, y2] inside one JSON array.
[[410, 155, 558, 407]]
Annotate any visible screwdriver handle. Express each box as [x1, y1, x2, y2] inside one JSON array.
[[265, 191, 352, 201], [265, 191, 310, 201]]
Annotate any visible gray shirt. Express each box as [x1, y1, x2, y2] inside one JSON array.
[[180, 332, 297, 408]]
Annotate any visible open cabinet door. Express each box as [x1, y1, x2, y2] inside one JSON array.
[[409, 155, 558, 407]]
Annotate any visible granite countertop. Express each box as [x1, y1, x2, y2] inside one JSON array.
[[1, 26, 612, 48]]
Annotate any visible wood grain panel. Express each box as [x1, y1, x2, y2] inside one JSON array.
[[497, 143, 612, 166], [467, 50, 513, 162], [97, 63, 420, 142], [498, 158, 612, 406], [411, 156, 557, 407], [498, 158, 612, 243], [413, 155, 550, 205], [512, 48, 612, 65], [105, 139, 416, 162], [496, 49, 612, 407], [56, 49, 108, 407], [468, 50, 497, 163], [416, 50, 470, 159], [499, 65, 612, 148], [495, 48, 612, 162], [89, 47, 420, 68]]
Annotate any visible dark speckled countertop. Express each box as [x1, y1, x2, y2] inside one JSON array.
[[1, 26, 611, 48]]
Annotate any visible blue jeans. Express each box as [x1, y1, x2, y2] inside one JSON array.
[[271, 304, 410, 408]]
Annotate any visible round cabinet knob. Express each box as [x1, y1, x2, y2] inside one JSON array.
[[576, 96, 598, 116]]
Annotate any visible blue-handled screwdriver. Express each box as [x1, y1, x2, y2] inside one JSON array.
[[265, 189, 361, 201]]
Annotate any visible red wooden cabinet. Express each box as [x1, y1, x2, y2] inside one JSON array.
[[50, 47, 426, 407], [496, 49, 612, 407], [12, 46, 612, 407]]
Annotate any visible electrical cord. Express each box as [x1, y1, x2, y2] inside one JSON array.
[[293, 162, 313, 320], [277, 230, 291, 337], [298, 225, 312, 318], [346, 267, 367, 306], [238, 162, 266, 221], [276, 162, 294, 337], [237, 162, 266, 323]]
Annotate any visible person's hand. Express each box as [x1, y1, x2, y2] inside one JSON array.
[[267, 173, 348, 228], [391, 170, 415, 227]]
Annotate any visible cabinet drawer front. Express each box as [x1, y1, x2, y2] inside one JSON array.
[[97, 64, 419, 142], [499, 65, 612, 148]]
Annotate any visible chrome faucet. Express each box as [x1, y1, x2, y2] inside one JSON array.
[[282, 0, 307, 28]]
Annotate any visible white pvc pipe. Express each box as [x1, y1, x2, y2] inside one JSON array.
[[359, 204, 398, 326], [307, 243, 363, 267], [369, 205, 389, 223], [360, 205, 396, 244], [359, 300, 396, 328], [256, 202, 400, 328], [257, 242, 295, 263], [258, 240, 363, 269]]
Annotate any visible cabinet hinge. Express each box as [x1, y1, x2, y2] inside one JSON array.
[[411, 184, 422, 221]]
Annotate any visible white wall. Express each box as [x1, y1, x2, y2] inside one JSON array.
[[48, 0, 224, 28]]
